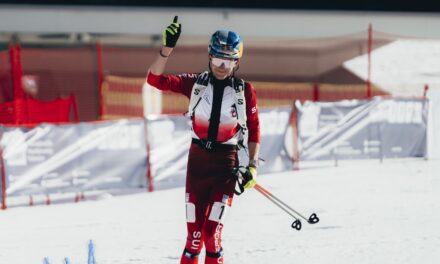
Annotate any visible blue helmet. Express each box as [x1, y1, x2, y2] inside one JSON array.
[[208, 30, 243, 59]]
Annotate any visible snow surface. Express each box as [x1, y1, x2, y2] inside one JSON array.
[[1, 158, 440, 264]]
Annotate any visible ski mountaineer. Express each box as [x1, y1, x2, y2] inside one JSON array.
[[146, 16, 261, 264]]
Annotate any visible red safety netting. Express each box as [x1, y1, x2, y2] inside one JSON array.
[[0, 50, 13, 104], [20, 47, 98, 121], [0, 95, 78, 125], [25, 95, 78, 124], [0, 101, 15, 124]]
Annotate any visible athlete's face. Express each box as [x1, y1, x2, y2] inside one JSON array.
[[210, 55, 239, 80]]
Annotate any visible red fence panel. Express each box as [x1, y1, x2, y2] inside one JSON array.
[[0, 96, 78, 125], [0, 50, 13, 104]]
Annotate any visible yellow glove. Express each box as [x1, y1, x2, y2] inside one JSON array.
[[163, 16, 181, 48], [243, 165, 257, 189]]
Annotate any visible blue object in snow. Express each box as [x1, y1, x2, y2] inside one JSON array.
[[88, 240, 96, 264]]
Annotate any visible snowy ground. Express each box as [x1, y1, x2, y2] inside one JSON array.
[[1, 158, 440, 264]]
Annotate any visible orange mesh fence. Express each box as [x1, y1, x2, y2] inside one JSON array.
[[252, 82, 314, 108], [318, 83, 387, 101], [101, 75, 189, 119], [101, 75, 144, 120], [253, 82, 388, 107], [100, 75, 388, 116]]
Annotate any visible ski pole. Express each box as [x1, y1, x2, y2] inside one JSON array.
[[254, 183, 319, 230], [254, 183, 303, 230], [233, 166, 319, 230]]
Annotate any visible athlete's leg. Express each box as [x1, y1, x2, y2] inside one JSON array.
[[203, 150, 238, 264], [203, 193, 233, 264], [182, 145, 238, 264], [180, 192, 210, 264], [181, 145, 210, 264]]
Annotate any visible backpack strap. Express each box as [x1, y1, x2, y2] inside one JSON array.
[[233, 77, 248, 148], [187, 71, 210, 117]]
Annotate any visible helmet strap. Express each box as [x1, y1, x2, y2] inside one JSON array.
[[233, 64, 240, 76]]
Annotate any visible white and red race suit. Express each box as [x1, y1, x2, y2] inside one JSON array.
[[147, 71, 260, 264]]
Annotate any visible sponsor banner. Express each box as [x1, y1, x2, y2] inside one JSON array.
[[149, 107, 294, 188], [0, 108, 296, 197], [245, 106, 294, 174], [147, 115, 192, 189], [0, 119, 148, 197], [297, 98, 427, 160]]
